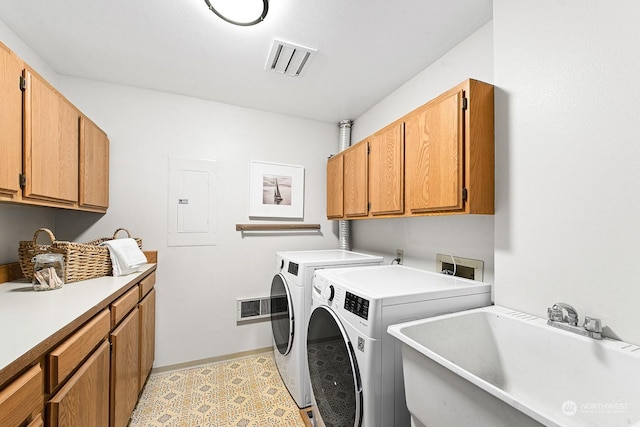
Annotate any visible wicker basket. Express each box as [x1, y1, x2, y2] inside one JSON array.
[[18, 228, 143, 284]]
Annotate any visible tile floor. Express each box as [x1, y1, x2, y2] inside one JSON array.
[[129, 351, 308, 427]]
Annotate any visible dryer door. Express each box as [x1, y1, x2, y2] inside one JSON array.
[[307, 305, 363, 427], [270, 273, 294, 355]]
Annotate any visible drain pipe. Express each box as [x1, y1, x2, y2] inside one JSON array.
[[337, 120, 352, 251]]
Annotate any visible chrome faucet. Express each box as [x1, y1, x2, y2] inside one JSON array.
[[547, 302, 602, 339]]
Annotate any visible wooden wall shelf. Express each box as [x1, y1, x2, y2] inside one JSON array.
[[235, 224, 321, 231]]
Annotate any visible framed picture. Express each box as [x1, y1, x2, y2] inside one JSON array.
[[249, 161, 305, 219]]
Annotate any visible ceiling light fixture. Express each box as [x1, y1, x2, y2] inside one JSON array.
[[204, 0, 269, 26]]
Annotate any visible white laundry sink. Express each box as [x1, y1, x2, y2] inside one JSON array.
[[387, 305, 640, 427]]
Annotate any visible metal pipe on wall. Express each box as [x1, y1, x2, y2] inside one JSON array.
[[337, 120, 352, 251]]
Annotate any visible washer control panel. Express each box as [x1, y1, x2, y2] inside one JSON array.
[[344, 291, 369, 320], [288, 262, 299, 276]]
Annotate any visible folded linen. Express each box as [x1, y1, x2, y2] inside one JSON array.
[[100, 238, 147, 276]]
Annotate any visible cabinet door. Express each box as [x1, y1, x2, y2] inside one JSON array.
[[343, 141, 368, 217], [326, 154, 344, 219], [369, 122, 404, 216], [47, 309, 110, 392], [110, 308, 140, 427], [47, 340, 110, 427], [0, 364, 43, 427], [138, 288, 156, 392], [23, 68, 79, 204], [0, 43, 22, 199], [80, 116, 109, 209], [405, 89, 464, 213], [26, 414, 44, 427]]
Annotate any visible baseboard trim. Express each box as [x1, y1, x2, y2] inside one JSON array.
[[151, 346, 273, 374]]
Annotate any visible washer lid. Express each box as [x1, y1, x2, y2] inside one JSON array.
[[316, 265, 491, 306], [277, 249, 383, 266]]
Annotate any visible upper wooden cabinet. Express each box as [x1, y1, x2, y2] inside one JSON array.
[[326, 154, 344, 219], [326, 122, 404, 219], [343, 141, 369, 217], [0, 43, 23, 201], [327, 79, 494, 220], [80, 116, 109, 209], [23, 68, 79, 205], [406, 79, 494, 214], [0, 41, 109, 212], [369, 121, 404, 216], [405, 88, 464, 213]]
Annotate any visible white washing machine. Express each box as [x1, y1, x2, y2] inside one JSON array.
[[271, 250, 383, 409], [306, 265, 492, 427]]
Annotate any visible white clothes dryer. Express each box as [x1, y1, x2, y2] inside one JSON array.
[[271, 250, 383, 409], [306, 265, 492, 427]]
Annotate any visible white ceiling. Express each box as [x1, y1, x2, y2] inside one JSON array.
[[0, 0, 492, 123]]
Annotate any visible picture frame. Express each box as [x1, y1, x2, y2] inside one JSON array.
[[249, 161, 305, 219]]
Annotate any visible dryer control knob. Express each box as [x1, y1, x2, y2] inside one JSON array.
[[322, 284, 335, 302]]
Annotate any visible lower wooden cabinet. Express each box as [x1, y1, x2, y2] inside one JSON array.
[[47, 340, 110, 427], [110, 308, 140, 427], [47, 309, 110, 393], [0, 268, 156, 427], [139, 288, 156, 392], [0, 364, 43, 427], [27, 414, 44, 427]]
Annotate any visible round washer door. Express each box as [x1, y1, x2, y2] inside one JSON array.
[[307, 305, 362, 427], [270, 273, 294, 355]]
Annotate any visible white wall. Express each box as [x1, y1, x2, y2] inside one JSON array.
[[0, 19, 57, 84], [351, 22, 496, 284], [0, 205, 55, 264], [1, 20, 341, 367], [52, 77, 341, 367], [493, 0, 640, 343]]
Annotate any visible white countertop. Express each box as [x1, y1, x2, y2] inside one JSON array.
[[0, 264, 156, 376]]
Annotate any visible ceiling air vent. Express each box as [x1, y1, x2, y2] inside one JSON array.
[[266, 39, 317, 77]]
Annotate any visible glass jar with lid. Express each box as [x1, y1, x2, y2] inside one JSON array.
[[32, 253, 65, 291]]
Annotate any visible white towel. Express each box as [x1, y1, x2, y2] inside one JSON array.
[[100, 238, 147, 276]]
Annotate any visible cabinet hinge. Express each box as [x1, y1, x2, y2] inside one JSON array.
[[462, 97, 468, 111], [367, 202, 371, 211], [19, 174, 26, 188], [367, 145, 371, 154], [462, 188, 468, 201], [19, 76, 26, 91]]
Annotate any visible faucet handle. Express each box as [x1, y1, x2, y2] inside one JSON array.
[[584, 316, 602, 333], [565, 310, 578, 326], [548, 303, 579, 325], [547, 305, 564, 321]]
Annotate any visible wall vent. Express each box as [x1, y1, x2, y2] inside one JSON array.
[[237, 296, 272, 322], [266, 39, 317, 77]]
